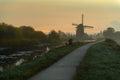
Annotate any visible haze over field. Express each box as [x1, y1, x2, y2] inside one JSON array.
[[0, 0, 120, 34]]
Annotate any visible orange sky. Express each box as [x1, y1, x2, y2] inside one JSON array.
[[0, 0, 120, 34]]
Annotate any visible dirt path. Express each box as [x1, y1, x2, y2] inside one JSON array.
[[28, 42, 96, 80]]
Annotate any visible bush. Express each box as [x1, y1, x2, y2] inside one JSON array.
[[104, 39, 120, 50]]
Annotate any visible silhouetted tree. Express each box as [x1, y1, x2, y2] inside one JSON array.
[[103, 27, 120, 44], [48, 30, 60, 44], [58, 30, 67, 42], [34, 31, 47, 43], [103, 27, 115, 39], [65, 33, 75, 40], [0, 22, 48, 46], [19, 26, 35, 39], [0, 22, 75, 46], [0, 23, 22, 39]]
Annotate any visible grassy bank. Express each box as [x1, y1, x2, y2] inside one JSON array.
[[74, 39, 120, 80], [0, 42, 87, 80]]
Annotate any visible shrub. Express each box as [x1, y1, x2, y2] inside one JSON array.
[[104, 39, 120, 50]]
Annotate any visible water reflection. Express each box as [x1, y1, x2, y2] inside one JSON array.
[[46, 47, 50, 52], [0, 66, 3, 72], [15, 59, 25, 66], [0, 44, 61, 72], [0, 48, 8, 51]]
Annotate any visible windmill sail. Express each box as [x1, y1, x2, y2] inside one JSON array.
[[84, 25, 93, 28], [72, 23, 78, 26], [82, 14, 84, 25]]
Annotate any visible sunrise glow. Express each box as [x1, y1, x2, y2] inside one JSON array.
[[0, 0, 120, 34]]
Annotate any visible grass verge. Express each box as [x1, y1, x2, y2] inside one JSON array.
[[74, 39, 120, 80], [0, 42, 87, 80]]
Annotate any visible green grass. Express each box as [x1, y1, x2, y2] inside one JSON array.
[[74, 39, 120, 80], [0, 42, 87, 80]]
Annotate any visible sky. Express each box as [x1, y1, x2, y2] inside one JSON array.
[[0, 0, 120, 34]]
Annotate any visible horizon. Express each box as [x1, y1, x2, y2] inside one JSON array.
[[0, 0, 120, 34]]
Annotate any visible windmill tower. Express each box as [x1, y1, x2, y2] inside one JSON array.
[[72, 14, 93, 41]]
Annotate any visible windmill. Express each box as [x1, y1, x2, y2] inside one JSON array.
[[72, 14, 93, 41]]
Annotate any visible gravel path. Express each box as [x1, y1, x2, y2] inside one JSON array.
[[29, 42, 96, 80]]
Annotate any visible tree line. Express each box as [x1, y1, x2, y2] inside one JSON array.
[[0, 22, 74, 47], [103, 27, 120, 43]]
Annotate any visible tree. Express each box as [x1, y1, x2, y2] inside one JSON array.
[[103, 27, 115, 39], [48, 30, 60, 44], [19, 26, 35, 39], [58, 30, 67, 42], [34, 31, 47, 43], [0, 22, 22, 39]]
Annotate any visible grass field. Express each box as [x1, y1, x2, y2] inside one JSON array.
[[74, 39, 120, 80], [0, 42, 87, 80]]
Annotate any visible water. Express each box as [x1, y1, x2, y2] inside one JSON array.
[[0, 44, 62, 72], [0, 48, 8, 51], [46, 47, 50, 52], [0, 66, 3, 72], [15, 58, 25, 66]]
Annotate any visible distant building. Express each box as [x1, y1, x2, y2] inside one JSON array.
[[72, 14, 93, 41]]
